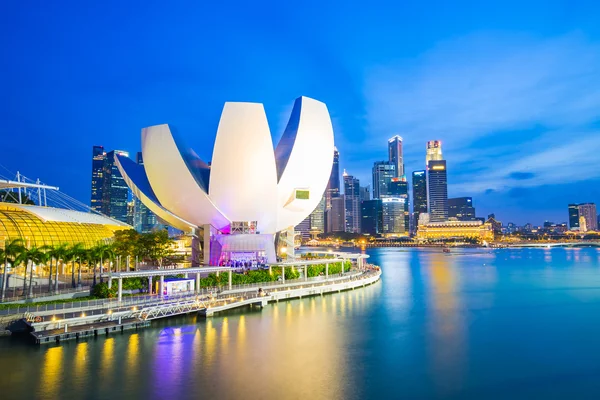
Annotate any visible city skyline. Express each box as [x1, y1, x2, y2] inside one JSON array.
[[2, 2, 600, 224]]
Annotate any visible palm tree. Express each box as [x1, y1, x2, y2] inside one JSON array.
[[67, 243, 84, 288], [51, 244, 69, 293], [0, 239, 24, 300], [95, 243, 115, 284], [76, 246, 87, 288], [88, 246, 100, 287], [24, 246, 47, 297]]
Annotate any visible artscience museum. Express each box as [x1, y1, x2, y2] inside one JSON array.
[[116, 96, 335, 264]]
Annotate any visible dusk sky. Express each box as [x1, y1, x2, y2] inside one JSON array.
[[2, 1, 600, 225]]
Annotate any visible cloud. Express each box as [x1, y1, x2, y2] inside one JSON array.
[[360, 32, 600, 196]]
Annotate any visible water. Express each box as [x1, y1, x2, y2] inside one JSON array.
[[2, 247, 600, 399]]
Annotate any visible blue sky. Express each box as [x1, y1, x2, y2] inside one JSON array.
[[1, 0, 599, 224]]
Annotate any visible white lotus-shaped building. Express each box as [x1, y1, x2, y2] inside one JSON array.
[[116, 96, 334, 264]]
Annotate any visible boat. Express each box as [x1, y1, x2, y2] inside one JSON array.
[[443, 247, 451, 253]]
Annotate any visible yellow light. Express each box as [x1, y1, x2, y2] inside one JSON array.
[[81, 313, 85, 317], [132, 307, 137, 311]]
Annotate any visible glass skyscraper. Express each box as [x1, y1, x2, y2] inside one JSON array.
[[102, 150, 130, 224], [90, 145, 105, 213], [388, 135, 404, 178], [427, 160, 448, 222], [372, 161, 396, 199], [343, 171, 360, 233], [325, 148, 340, 233], [133, 152, 159, 232], [382, 197, 408, 236], [412, 170, 427, 226], [361, 199, 382, 235]]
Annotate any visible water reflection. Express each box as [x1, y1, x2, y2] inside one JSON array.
[[41, 346, 63, 399], [426, 252, 466, 396]]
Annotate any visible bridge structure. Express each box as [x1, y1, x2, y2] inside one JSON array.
[[6, 253, 379, 344]]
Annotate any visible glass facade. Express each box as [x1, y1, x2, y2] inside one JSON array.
[[90, 145, 105, 213], [133, 152, 159, 233], [343, 173, 360, 233], [102, 150, 130, 223], [382, 197, 408, 236], [361, 199, 382, 235], [372, 161, 396, 199], [427, 160, 448, 222], [412, 170, 427, 228], [388, 135, 404, 178], [0, 205, 126, 248]]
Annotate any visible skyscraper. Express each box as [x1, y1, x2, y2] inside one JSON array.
[[325, 148, 340, 233], [426, 140, 443, 163], [412, 170, 427, 227], [309, 195, 326, 233], [427, 160, 448, 222], [568, 204, 580, 230], [359, 186, 371, 202], [325, 147, 340, 207], [448, 197, 476, 221], [90, 145, 105, 213], [102, 150, 130, 223], [388, 135, 404, 178], [578, 203, 598, 232], [329, 197, 346, 232], [133, 152, 159, 233], [343, 171, 360, 233], [361, 199, 383, 235], [382, 197, 408, 236], [372, 161, 396, 199]]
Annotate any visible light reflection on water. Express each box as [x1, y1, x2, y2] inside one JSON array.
[[3, 248, 600, 399]]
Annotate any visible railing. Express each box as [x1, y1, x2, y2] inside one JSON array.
[[2, 266, 379, 318]]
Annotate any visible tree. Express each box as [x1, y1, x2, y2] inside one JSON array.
[[50, 244, 69, 293], [23, 246, 47, 297], [141, 231, 174, 267], [1, 239, 25, 300], [113, 229, 141, 271], [66, 243, 84, 288]]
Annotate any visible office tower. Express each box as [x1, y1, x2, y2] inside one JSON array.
[[325, 148, 340, 207], [361, 199, 383, 235], [343, 171, 361, 233], [360, 186, 371, 202], [568, 204, 580, 230], [427, 160, 448, 222], [309, 195, 326, 234], [448, 197, 476, 221], [325, 148, 340, 233], [388, 135, 404, 178], [412, 170, 427, 227], [426, 140, 443, 163], [133, 152, 159, 233], [578, 203, 598, 232], [389, 178, 408, 197], [329, 197, 346, 232], [372, 161, 396, 199], [102, 150, 130, 223], [382, 197, 409, 236], [90, 146, 106, 212], [295, 216, 311, 239]]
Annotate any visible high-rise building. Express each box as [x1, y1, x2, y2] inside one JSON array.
[[360, 186, 371, 202], [133, 152, 159, 233], [90, 146, 106, 213], [426, 140, 443, 163], [412, 170, 427, 228], [388, 135, 404, 178], [361, 199, 383, 235], [102, 150, 130, 223], [309, 195, 326, 234], [325, 148, 340, 207], [325, 148, 340, 233], [427, 160, 448, 222], [389, 178, 408, 197], [372, 161, 396, 199], [329, 197, 346, 232], [343, 171, 360, 233], [295, 216, 311, 239], [448, 197, 476, 221], [577, 203, 597, 232], [568, 204, 580, 230], [382, 197, 409, 236], [126, 200, 135, 226]]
